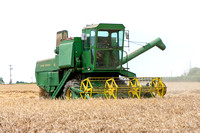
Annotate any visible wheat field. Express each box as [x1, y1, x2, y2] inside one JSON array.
[[0, 82, 199, 132]]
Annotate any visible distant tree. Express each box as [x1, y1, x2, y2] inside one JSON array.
[[16, 81, 25, 84], [0, 77, 4, 84], [187, 67, 200, 76], [164, 67, 200, 82], [187, 67, 200, 81]]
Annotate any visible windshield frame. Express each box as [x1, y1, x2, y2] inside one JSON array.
[[95, 29, 124, 69]]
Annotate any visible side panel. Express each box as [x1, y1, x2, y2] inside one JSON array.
[[35, 72, 48, 86], [35, 71, 59, 92], [82, 51, 92, 70], [59, 41, 74, 68], [74, 37, 82, 68], [47, 72, 59, 86], [35, 57, 58, 72]]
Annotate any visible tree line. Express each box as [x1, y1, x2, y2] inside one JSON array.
[[164, 67, 200, 82], [0, 77, 31, 84]]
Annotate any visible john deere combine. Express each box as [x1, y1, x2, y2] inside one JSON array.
[[35, 23, 166, 99]]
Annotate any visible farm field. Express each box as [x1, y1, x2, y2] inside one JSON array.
[[0, 82, 199, 132]]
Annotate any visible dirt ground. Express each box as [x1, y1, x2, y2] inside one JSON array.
[[0, 82, 199, 132]]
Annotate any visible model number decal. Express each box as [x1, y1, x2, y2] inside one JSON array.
[[40, 64, 51, 67]]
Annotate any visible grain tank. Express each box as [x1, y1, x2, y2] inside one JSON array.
[[35, 23, 166, 99]]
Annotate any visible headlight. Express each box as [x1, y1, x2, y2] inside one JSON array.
[[87, 67, 91, 71]]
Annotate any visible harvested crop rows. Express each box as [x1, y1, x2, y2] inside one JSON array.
[[0, 82, 200, 132], [0, 84, 39, 99]]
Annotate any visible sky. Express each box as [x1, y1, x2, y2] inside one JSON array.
[[0, 0, 200, 83]]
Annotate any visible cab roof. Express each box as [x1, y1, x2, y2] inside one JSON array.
[[82, 23, 125, 30]]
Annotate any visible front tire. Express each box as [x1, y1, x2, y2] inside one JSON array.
[[62, 79, 80, 99]]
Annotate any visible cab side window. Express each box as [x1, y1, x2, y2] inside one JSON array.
[[84, 34, 90, 50], [91, 30, 95, 64], [91, 30, 95, 47]]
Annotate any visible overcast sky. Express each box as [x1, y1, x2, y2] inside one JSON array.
[[0, 0, 200, 83]]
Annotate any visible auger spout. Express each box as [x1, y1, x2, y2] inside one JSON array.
[[122, 38, 166, 65]]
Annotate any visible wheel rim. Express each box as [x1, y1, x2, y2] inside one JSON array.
[[66, 89, 71, 100]]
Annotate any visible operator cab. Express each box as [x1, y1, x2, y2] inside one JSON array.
[[96, 29, 123, 68], [82, 23, 125, 72]]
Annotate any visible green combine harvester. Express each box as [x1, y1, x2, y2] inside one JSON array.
[[35, 23, 166, 99]]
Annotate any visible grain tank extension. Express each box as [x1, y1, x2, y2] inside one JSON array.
[[35, 23, 166, 99]]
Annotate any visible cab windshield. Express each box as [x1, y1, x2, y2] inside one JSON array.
[[96, 29, 123, 69], [97, 29, 123, 48]]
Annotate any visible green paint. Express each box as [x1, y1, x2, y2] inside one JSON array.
[[59, 41, 74, 68], [35, 23, 166, 99]]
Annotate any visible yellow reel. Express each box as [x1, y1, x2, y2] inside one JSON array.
[[104, 78, 118, 99], [128, 78, 141, 99], [151, 78, 166, 97], [80, 78, 93, 99]]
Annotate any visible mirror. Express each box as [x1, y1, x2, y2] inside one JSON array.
[[81, 33, 87, 40], [125, 30, 129, 39]]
